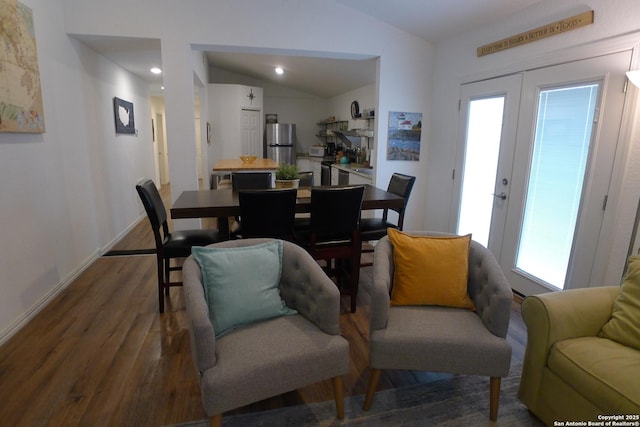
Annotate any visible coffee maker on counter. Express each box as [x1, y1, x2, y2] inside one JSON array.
[[325, 142, 336, 158]]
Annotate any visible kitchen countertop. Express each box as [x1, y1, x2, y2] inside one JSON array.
[[299, 155, 374, 179], [330, 162, 374, 179]]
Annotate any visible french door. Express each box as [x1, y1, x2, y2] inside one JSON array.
[[454, 51, 631, 296]]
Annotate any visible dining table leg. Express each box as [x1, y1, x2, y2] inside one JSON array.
[[217, 216, 230, 240]]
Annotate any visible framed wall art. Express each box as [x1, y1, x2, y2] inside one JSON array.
[[386, 111, 422, 161], [113, 97, 135, 134], [0, 1, 46, 133]]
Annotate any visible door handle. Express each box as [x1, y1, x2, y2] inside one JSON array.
[[492, 192, 507, 200]]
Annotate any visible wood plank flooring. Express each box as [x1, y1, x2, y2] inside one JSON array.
[[0, 184, 527, 426]]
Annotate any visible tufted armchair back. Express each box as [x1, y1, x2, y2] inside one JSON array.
[[467, 240, 513, 338], [370, 231, 512, 337], [183, 238, 343, 375]]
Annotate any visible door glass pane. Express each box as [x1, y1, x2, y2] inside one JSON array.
[[457, 96, 505, 247], [516, 83, 599, 289]]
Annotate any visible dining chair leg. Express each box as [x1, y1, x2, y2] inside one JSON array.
[[332, 376, 345, 419], [489, 376, 501, 421], [156, 254, 165, 313], [164, 258, 171, 296], [363, 368, 381, 410], [350, 250, 361, 313]]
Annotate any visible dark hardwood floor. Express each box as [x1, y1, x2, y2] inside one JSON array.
[[0, 184, 527, 426]]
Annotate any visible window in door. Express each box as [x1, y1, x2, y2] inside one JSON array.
[[515, 83, 599, 289], [457, 96, 505, 247]]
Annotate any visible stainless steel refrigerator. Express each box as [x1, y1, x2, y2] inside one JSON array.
[[264, 123, 296, 165]]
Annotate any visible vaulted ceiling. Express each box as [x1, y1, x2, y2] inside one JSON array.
[[74, 0, 545, 97]]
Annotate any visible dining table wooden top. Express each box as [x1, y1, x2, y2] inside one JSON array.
[[213, 158, 279, 171], [170, 184, 405, 239]]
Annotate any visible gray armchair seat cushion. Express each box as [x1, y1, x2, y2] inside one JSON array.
[[203, 315, 348, 413], [183, 238, 349, 417], [370, 306, 511, 377]]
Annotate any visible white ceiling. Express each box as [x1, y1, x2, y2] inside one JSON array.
[[74, 0, 545, 97]]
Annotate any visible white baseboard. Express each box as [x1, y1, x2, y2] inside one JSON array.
[[100, 215, 146, 255], [0, 249, 100, 347]]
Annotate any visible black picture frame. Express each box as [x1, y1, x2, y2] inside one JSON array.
[[113, 97, 135, 134]]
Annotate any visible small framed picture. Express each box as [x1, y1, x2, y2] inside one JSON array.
[[113, 97, 135, 134]]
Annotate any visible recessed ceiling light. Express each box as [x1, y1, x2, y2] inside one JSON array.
[[150, 67, 162, 74], [161, 86, 165, 90], [275, 66, 284, 75]]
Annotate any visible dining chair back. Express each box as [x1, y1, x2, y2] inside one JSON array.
[[295, 185, 365, 312], [298, 171, 314, 187], [136, 178, 221, 312], [231, 172, 272, 191], [238, 189, 297, 240], [360, 173, 416, 266], [230, 172, 273, 238]]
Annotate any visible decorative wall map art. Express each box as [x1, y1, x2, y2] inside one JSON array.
[[113, 97, 135, 134], [387, 112, 422, 161], [0, 0, 46, 133]]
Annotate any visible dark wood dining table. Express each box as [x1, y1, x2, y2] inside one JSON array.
[[170, 184, 405, 239]]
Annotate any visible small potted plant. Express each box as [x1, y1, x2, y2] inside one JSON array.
[[275, 163, 300, 189]]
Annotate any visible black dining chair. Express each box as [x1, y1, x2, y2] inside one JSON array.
[[237, 189, 297, 240], [293, 171, 314, 231], [231, 171, 272, 191], [135, 178, 222, 313], [298, 171, 314, 187], [294, 185, 365, 313], [360, 173, 416, 266], [229, 171, 273, 238]]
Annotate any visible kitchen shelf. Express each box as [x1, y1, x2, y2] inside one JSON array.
[[317, 116, 374, 150], [335, 129, 374, 137], [316, 120, 348, 144]]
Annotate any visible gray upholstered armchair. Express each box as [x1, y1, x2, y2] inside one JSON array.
[[364, 232, 513, 421], [183, 238, 349, 427]]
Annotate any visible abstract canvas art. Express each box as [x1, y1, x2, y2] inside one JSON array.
[[0, 0, 46, 133]]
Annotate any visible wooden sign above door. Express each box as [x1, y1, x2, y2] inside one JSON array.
[[477, 10, 594, 57]]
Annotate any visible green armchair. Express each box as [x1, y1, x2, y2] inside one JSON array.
[[518, 287, 640, 425]]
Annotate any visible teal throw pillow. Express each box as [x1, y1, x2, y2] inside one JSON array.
[[192, 241, 296, 337]]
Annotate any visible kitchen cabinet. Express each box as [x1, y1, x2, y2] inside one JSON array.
[[296, 158, 311, 174], [349, 172, 372, 186], [331, 166, 339, 186], [311, 159, 322, 185]]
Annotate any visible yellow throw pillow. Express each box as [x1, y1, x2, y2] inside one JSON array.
[[387, 229, 475, 310], [599, 256, 640, 350]]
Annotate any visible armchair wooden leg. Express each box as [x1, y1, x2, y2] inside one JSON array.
[[363, 368, 381, 410], [490, 376, 501, 421], [209, 414, 222, 427], [332, 376, 345, 419]]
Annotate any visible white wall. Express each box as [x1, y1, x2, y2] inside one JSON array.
[[62, 0, 434, 231], [0, 0, 155, 342], [2, 0, 436, 343], [209, 66, 328, 156], [428, 0, 640, 284], [263, 86, 327, 155]]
